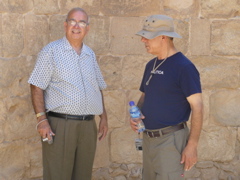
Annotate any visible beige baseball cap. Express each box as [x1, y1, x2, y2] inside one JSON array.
[[136, 15, 182, 39]]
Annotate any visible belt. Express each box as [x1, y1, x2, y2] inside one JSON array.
[[144, 122, 186, 138], [48, 111, 94, 121]]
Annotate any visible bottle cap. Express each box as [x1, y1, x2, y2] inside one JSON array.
[[129, 101, 135, 106]]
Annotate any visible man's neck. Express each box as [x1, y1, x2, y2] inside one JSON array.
[[157, 45, 178, 60]]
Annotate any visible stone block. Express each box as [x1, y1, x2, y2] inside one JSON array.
[[196, 161, 214, 169], [102, 91, 126, 129], [34, 0, 59, 14], [238, 128, 240, 141], [59, 0, 100, 15], [184, 167, 201, 178], [100, 0, 160, 16], [0, 101, 6, 143], [84, 16, 110, 55], [122, 55, 151, 90], [23, 14, 49, 56], [190, 18, 210, 55], [210, 90, 240, 126], [7, 0, 33, 13], [0, 15, 2, 57], [111, 127, 142, 164], [0, 141, 28, 179], [200, 167, 219, 180], [191, 56, 239, 89], [201, 90, 212, 127], [173, 19, 189, 55], [201, 0, 240, 18], [2, 13, 24, 58], [92, 168, 111, 180], [25, 139, 42, 178], [99, 56, 122, 90], [0, 57, 34, 96], [93, 133, 110, 168], [211, 20, 240, 56], [0, 0, 8, 12], [198, 126, 236, 162], [4, 96, 36, 141], [49, 15, 66, 42], [110, 17, 147, 55], [163, 0, 198, 17]]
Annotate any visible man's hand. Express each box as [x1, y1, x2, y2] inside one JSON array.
[[181, 143, 198, 171], [37, 120, 55, 141], [130, 115, 145, 133], [98, 117, 108, 141]]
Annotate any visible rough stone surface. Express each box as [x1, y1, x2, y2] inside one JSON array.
[[100, 0, 161, 16], [110, 17, 147, 55], [122, 55, 151, 90], [190, 18, 210, 55], [59, 0, 100, 15], [111, 127, 142, 164], [49, 15, 66, 42], [1, 1, 240, 179], [93, 132, 110, 169], [163, 0, 198, 17], [211, 20, 240, 55], [0, 0, 8, 12], [191, 56, 240, 89], [84, 15, 110, 55], [103, 91, 126, 129], [0, 141, 27, 179], [0, 15, 2, 57], [99, 56, 122, 90], [198, 126, 236, 162], [201, 0, 240, 18], [33, 0, 59, 14], [23, 14, 49, 56], [2, 13, 24, 58], [0, 0, 33, 13], [173, 18, 189, 54], [210, 90, 240, 126]]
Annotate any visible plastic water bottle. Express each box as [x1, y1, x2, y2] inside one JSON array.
[[129, 101, 145, 133]]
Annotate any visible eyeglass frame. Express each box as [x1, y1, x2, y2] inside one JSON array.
[[66, 19, 89, 28]]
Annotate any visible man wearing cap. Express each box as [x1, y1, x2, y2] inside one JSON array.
[[130, 15, 203, 179]]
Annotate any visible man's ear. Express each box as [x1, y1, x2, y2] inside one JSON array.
[[64, 21, 67, 32]]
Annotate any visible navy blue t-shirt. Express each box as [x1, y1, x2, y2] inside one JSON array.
[[140, 52, 201, 130]]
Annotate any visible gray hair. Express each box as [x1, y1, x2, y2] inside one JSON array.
[[66, 7, 89, 23]]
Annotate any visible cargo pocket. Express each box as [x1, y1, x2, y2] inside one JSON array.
[[168, 171, 184, 180]]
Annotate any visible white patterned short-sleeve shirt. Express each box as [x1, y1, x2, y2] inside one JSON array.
[[28, 37, 107, 115]]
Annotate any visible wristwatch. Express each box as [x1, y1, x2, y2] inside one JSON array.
[[36, 112, 46, 118]]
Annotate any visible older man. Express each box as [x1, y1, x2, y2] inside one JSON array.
[[28, 7, 108, 180], [130, 15, 203, 180]]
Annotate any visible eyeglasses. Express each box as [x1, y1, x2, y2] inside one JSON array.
[[66, 19, 89, 28]]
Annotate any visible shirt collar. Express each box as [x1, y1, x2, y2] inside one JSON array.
[[62, 36, 91, 56]]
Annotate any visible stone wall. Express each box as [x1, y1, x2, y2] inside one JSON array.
[[0, 0, 240, 179]]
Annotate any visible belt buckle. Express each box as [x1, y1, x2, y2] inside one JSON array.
[[147, 131, 154, 138], [82, 116, 85, 120]]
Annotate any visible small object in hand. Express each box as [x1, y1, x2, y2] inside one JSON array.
[[42, 137, 48, 142], [42, 134, 53, 144]]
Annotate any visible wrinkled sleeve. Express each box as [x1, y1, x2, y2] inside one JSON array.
[[92, 53, 107, 90], [28, 48, 54, 90]]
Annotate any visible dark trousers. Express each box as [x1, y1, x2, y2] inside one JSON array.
[[42, 116, 97, 180]]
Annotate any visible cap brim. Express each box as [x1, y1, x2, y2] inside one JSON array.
[[136, 30, 182, 39]]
